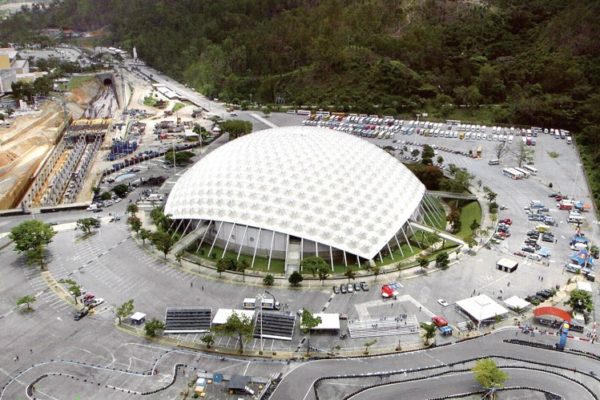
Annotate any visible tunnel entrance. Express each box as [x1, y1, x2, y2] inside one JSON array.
[[103, 78, 112, 86]]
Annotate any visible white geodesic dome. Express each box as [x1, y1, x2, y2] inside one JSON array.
[[165, 126, 425, 259]]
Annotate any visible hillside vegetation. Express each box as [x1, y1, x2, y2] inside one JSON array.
[[2, 0, 600, 203]]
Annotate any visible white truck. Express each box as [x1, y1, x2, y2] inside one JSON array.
[[242, 297, 281, 310]]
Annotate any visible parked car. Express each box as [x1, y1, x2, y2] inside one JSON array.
[[437, 298, 449, 307], [73, 307, 89, 321], [347, 284, 354, 293], [90, 298, 104, 308], [360, 281, 369, 291], [431, 315, 448, 327], [353, 282, 361, 292], [340, 284, 347, 294], [333, 285, 340, 294], [521, 246, 536, 253], [499, 218, 512, 225]]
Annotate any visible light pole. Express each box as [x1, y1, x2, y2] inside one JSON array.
[[256, 293, 265, 353]]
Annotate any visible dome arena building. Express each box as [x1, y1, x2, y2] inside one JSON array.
[[164, 126, 444, 272]]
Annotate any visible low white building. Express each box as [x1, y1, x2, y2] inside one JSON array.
[[456, 294, 509, 327]]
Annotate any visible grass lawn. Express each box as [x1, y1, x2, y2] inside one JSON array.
[[193, 244, 285, 274], [456, 201, 482, 240], [423, 196, 447, 230], [143, 96, 158, 107], [172, 102, 186, 112], [68, 75, 95, 91]]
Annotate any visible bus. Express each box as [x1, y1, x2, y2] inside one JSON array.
[[503, 168, 523, 180], [514, 167, 530, 178], [296, 109, 311, 116], [523, 165, 538, 175]]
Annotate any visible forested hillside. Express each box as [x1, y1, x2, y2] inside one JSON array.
[[2, 0, 600, 201]]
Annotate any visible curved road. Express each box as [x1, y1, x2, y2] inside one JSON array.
[[349, 368, 593, 399], [271, 330, 600, 400]]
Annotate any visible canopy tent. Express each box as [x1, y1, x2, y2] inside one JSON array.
[[571, 235, 589, 244], [570, 250, 594, 267], [211, 309, 255, 325], [533, 306, 571, 322], [456, 294, 509, 326], [576, 281, 593, 293], [304, 313, 340, 331], [504, 296, 530, 310]]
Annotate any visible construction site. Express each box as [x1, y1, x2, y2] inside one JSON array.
[[0, 72, 120, 210]]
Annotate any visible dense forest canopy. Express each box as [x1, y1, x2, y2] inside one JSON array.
[[2, 0, 600, 201]]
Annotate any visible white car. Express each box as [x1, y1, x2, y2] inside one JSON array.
[[90, 298, 104, 308], [438, 298, 450, 307]]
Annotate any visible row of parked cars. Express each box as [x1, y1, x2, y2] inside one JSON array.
[[333, 281, 369, 294], [524, 288, 557, 306]]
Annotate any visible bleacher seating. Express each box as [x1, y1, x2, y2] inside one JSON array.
[[253, 311, 296, 341], [348, 314, 419, 339], [164, 307, 212, 333]]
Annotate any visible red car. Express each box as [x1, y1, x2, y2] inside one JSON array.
[[499, 218, 512, 225], [431, 315, 448, 327]]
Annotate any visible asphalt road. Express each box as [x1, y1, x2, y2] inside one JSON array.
[[271, 329, 600, 400]]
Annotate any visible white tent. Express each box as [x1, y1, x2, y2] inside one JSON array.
[[304, 313, 340, 331], [456, 294, 509, 325], [212, 309, 255, 325], [503, 296, 530, 310], [576, 281, 593, 293]]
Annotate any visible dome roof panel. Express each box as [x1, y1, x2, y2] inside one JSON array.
[[164, 126, 425, 259]]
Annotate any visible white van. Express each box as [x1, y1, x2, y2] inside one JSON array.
[[568, 215, 584, 223]]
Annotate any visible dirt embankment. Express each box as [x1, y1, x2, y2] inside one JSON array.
[[0, 77, 102, 209]]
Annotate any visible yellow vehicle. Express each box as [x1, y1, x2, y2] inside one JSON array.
[[535, 224, 551, 233], [459, 132, 465, 140]]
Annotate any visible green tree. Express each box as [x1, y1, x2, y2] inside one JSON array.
[[127, 203, 138, 215], [470, 219, 481, 233], [471, 358, 508, 393], [101, 191, 112, 201], [363, 339, 377, 355], [151, 231, 175, 258], [486, 191, 498, 203], [69, 284, 81, 305], [436, 252, 450, 269], [144, 318, 166, 337], [116, 299, 134, 324], [418, 256, 429, 273], [220, 119, 253, 140], [301, 256, 327, 276], [201, 333, 215, 348], [238, 258, 250, 281], [263, 274, 274, 286], [436, 155, 444, 165], [112, 184, 129, 198], [76, 217, 97, 235], [216, 258, 228, 277], [139, 228, 151, 245], [566, 289, 594, 313], [422, 323, 436, 345], [288, 271, 304, 287], [16, 294, 36, 311], [344, 267, 356, 282], [33, 75, 53, 96], [9, 220, 56, 269], [372, 265, 381, 281], [127, 215, 142, 235], [300, 309, 322, 356], [317, 265, 330, 285], [212, 311, 254, 353], [164, 150, 195, 165]]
